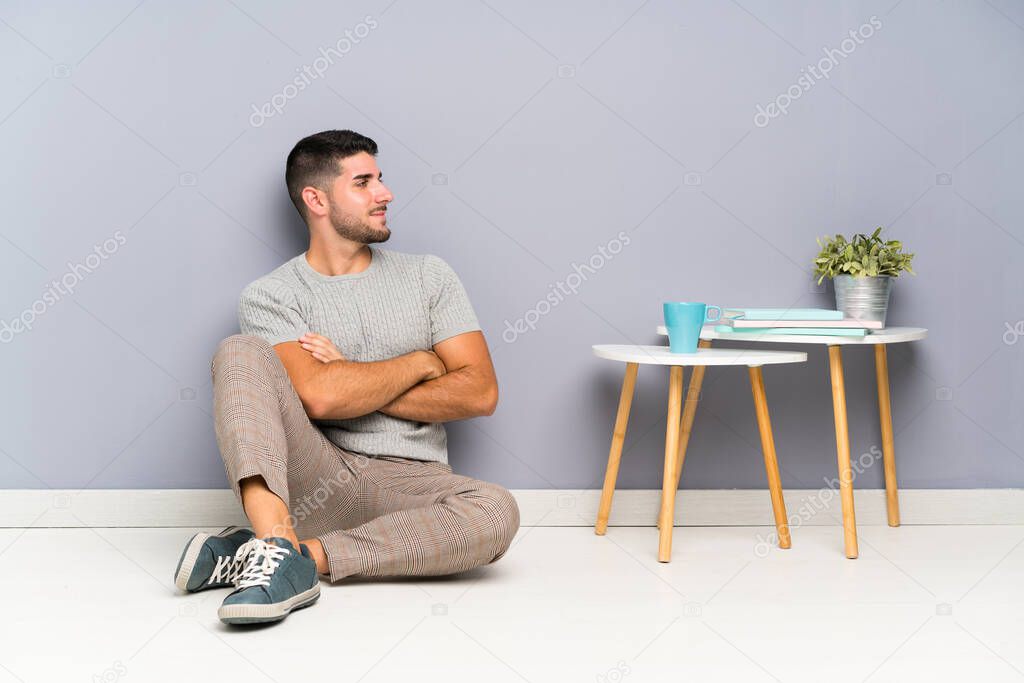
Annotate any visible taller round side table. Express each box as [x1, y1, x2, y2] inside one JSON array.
[[655, 326, 928, 558]]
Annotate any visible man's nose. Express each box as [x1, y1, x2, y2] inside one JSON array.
[[376, 184, 394, 204]]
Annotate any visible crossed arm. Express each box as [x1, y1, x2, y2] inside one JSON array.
[[272, 331, 498, 423]]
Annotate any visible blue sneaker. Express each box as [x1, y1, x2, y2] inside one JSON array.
[[173, 525, 255, 592], [218, 537, 320, 625]]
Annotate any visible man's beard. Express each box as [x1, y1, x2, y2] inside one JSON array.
[[328, 204, 391, 244]]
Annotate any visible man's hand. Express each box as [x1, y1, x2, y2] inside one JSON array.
[[273, 340, 445, 420], [420, 349, 447, 380], [299, 333, 345, 363], [299, 332, 447, 381]]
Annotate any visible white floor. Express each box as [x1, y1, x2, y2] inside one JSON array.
[[1, 524, 1022, 683]]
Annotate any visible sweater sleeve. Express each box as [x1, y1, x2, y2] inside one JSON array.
[[238, 278, 307, 347], [422, 255, 481, 346]]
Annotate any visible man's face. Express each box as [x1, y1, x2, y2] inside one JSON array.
[[325, 152, 394, 244]]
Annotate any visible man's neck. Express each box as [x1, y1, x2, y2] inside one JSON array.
[[304, 237, 372, 277]]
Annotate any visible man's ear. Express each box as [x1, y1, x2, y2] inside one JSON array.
[[302, 186, 328, 218]]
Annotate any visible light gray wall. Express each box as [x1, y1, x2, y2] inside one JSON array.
[[2, 0, 1022, 492]]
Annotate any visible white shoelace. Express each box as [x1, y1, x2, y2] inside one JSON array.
[[208, 553, 246, 585], [232, 538, 291, 589]]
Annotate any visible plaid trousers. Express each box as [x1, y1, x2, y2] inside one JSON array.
[[211, 334, 520, 583]]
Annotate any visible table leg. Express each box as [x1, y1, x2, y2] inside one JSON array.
[[595, 362, 639, 535], [658, 365, 685, 562], [875, 344, 900, 527], [828, 345, 859, 559], [673, 339, 712, 491], [748, 365, 791, 549], [658, 340, 711, 530]]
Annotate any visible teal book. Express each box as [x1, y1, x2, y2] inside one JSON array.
[[714, 325, 868, 337], [723, 308, 843, 321]]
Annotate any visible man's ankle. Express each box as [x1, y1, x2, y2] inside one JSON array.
[[301, 538, 330, 576], [262, 533, 301, 548]]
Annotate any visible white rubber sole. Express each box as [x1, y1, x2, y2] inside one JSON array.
[[173, 525, 249, 592], [218, 584, 321, 625]]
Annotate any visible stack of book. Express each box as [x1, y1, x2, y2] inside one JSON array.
[[715, 308, 881, 337]]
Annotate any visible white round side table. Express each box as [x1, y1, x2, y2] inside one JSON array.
[[592, 344, 807, 563]]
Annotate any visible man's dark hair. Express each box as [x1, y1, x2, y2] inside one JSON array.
[[285, 129, 378, 219]]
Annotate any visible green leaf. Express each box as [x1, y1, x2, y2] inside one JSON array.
[[813, 227, 915, 279]]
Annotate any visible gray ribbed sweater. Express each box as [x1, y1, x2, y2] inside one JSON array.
[[237, 246, 481, 464]]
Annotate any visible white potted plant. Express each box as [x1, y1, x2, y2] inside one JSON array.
[[813, 227, 915, 326]]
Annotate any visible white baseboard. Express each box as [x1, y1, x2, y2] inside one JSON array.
[[2, 488, 1022, 527]]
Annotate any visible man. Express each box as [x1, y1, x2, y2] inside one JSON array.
[[172, 130, 519, 626]]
